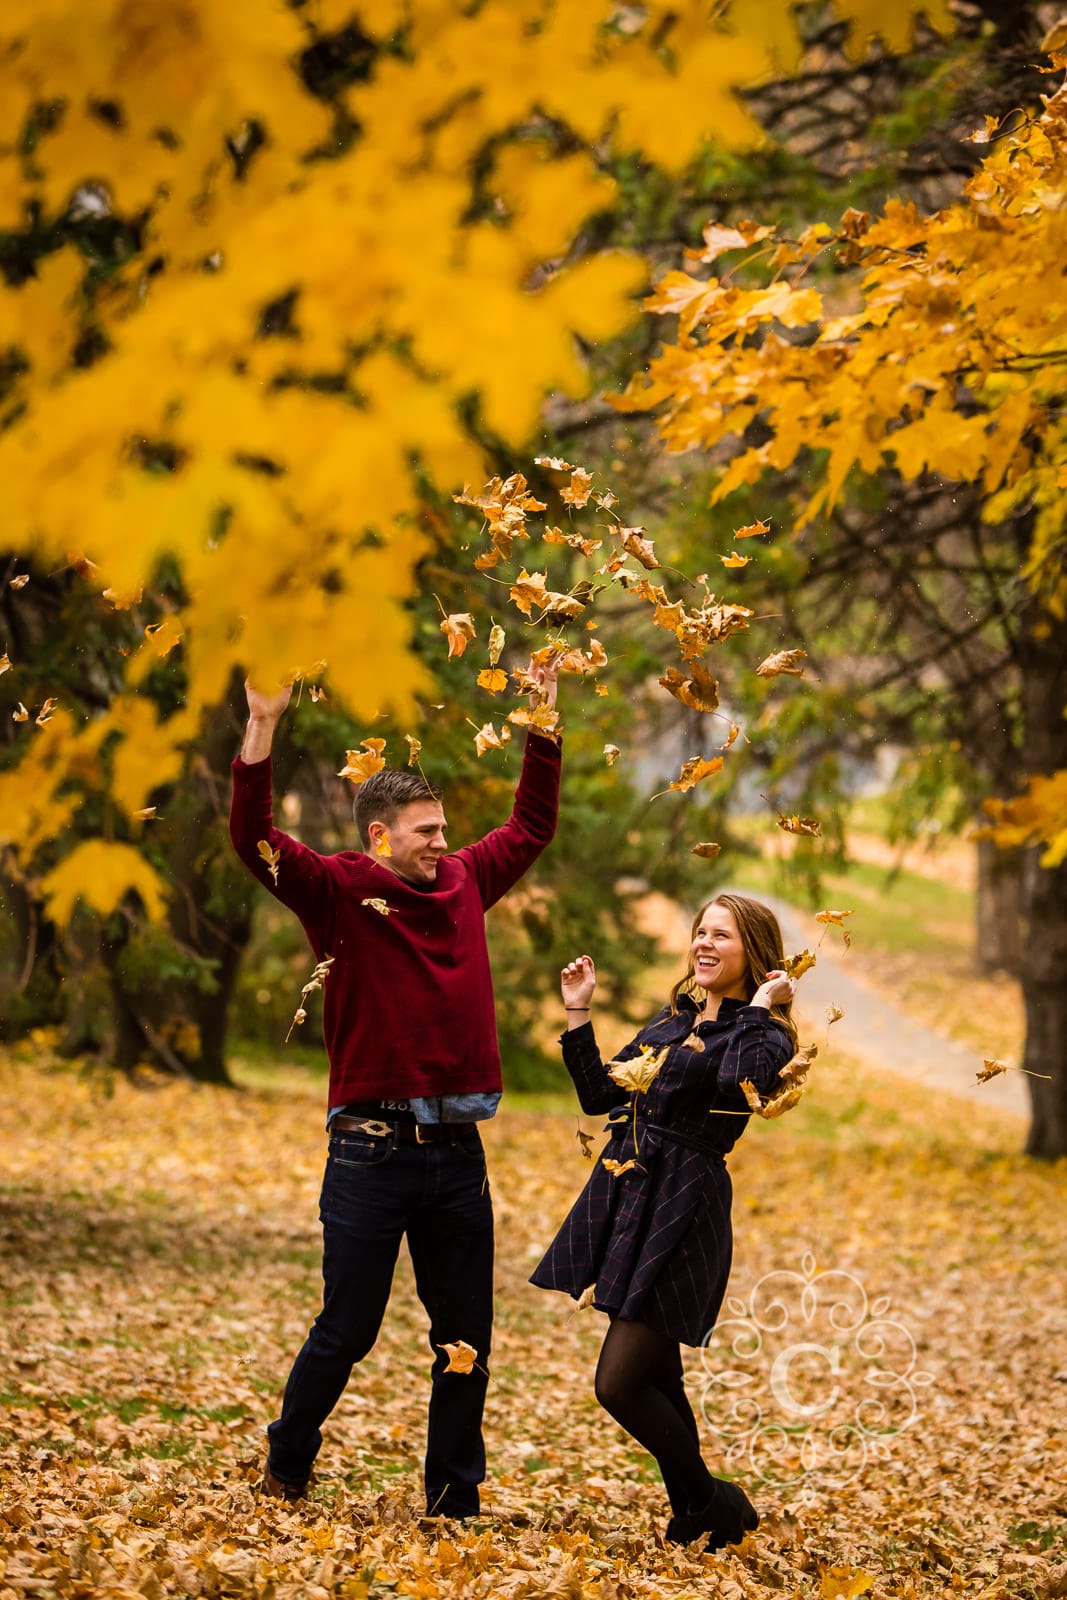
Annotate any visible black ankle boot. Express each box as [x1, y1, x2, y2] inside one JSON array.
[[665, 1478, 759, 1550]]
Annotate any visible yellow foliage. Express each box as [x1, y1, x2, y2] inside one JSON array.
[[981, 772, 1067, 868], [0, 0, 950, 881], [39, 839, 167, 925]]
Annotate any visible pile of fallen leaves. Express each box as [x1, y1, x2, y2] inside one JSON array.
[[1, 1039, 1065, 1599]]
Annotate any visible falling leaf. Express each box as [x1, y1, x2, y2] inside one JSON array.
[[541, 590, 588, 620], [133, 807, 158, 822], [440, 612, 476, 659], [375, 829, 393, 857], [691, 842, 721, 860], [575, 1283, 597, 1310], [0, 653, 10, 674], [757, 648, 807, 678], [543, 525, 603, 556], [488, 623, 505, 667], [777, 812, 822, 837], [739, 1043, 818, 1119], [826, 1003, 845, 1028], [361, 897, 392, 916], [602, 1157, 638, 1178], [507, 705, 561, 740], [604, 744, 621, 767], [595, 684, 608, 697], [560, 466, 593, 508], [257, 840, 281, 885], [404, 734, 422, 767], [509, 569, 549, 616], [720, 551, 750, 568], [682, 1032, 706, 1052], [659, 662, 719, 712], [976, 1059, 1008, 1083], [474, 721, 511, 757], [576, 1126, 595, 1160], [35, 697, 57, 726], [782, 949, 817, 978], [594, 490, 618, 510], [338, 739, 387, 785], [477, 667, 509, 694], [12, 702, 29, 722], [438, 1339, 478, 1374], [309, 685, 327, 702], [285, 955, 334, 1041], [534, 454, 576, 472], [815, 908, 855, 949], [684, 218, 774, 264], [607, 1045, 667, 1094], [734, 519, 771, 539], [720, 722, 743, 750], [8, 574, 29, 590], [619, 527, 658, 569], [653, 755, 724, 798]]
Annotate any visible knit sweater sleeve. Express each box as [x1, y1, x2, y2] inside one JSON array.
[[453, 732, 561, 910], [716, 1006, 794, 1101], [229, 756, 336, 936]]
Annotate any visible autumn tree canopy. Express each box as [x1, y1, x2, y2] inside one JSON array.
[[0, 0, 951, 931]]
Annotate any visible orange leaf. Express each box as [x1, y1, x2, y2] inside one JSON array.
[[338, 739, 387, 785], [477, 668, 509, 694], [757, 648, 807, 678], [659, 662, 719, 713], [440, 612, 476, 659], [691, 842, 722, 860]]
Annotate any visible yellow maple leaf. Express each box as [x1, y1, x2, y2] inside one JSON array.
[[534, 454, 576, 472], [477, 667, 509, 694], [815, 908, 855, 949], [257, 840, 281, 884], [440, 612, 476, 659], [560, 466, 593, 507], [653, 755, 724, 797], [507, 705, 561, 740], [12, 702, 29, 723], [602, 1157, 639, 1178], [473, 721, 511, 757], [783, 949, 817, 978], [404, 734, 422, 767], [40, 840, 167, 925], [659, 663, 719, 712], [35, 697, 58, 726], [374, 828, 393, 857], [607, 1044, 667, 1094], [509, 569, 549, 616], [360, 897, 392, 917], [777, 812, 822, 837], [734, 519, 771, 539], [438, 1339, 478, 1374], [619, 526, 658, 569], [818, 1564, 876, 1600], [338, 739, 387, 785], [757, 648, 807, 678]]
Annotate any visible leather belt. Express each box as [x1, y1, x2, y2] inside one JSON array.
[[332, 1114, 477, 1144]]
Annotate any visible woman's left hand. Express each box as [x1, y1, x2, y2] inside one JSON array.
[[751, 970, 796, 1009]]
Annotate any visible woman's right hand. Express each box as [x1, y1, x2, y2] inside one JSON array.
[[561, 954, 596, 1013]]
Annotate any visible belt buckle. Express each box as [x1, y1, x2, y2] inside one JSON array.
[[359, 1119, 393, 1138], [415, 1124, 431, 1143]]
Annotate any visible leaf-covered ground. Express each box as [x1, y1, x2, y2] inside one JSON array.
[[1, 1037, 1065, 1600]]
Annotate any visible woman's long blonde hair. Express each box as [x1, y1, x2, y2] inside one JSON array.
[[669, 892, 798, 1046]]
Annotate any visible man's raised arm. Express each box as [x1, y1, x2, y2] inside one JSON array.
[[240, 680, 293, 764]]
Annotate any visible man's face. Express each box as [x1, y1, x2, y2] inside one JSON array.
[[369, 800, 448, 886]]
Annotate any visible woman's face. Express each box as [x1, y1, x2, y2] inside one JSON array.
[[690, 903, 749, 999]]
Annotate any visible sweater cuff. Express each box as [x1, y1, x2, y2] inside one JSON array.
[[232, 754, 271, 774]]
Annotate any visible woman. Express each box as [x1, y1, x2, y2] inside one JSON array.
[[530, 893, 797, 1551]]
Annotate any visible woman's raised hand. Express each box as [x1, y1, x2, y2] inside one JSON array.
[[561, 954, 596, 1010], [751, 969, 796, 1009]]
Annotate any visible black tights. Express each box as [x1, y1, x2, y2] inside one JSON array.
[[594, 1317, 713, 1514]]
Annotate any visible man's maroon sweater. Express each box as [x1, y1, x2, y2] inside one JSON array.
[[229, 733, 561, 1104]]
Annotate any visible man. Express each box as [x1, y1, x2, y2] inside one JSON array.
[[229, 662, 561, 1517]]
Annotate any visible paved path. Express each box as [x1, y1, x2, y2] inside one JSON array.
[[717, 890, 1029, 1120]]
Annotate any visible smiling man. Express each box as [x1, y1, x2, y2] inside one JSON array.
[[229, 662, 561, 1517]]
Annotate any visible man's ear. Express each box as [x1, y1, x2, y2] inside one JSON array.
[[366, 819, 384, 850]]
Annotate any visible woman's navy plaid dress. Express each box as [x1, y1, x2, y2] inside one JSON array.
[[531, 995, 792, 1347]]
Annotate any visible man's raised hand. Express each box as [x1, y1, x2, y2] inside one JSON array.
[[245, 678, 293, 723]]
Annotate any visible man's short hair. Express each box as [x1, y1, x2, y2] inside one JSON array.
[[354, 768, 444, 848]]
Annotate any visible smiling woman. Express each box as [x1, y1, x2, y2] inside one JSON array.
[[532, 892, 798, 1555]]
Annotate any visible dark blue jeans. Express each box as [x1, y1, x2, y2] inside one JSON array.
[[267, 1124, 494, 1517]]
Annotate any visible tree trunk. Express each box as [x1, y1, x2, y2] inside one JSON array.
[[1016, 601, 1067, 1159], [974, 837, 1025, 978]]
